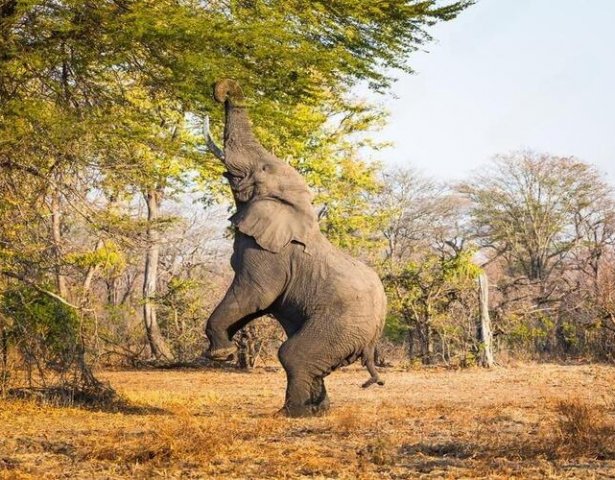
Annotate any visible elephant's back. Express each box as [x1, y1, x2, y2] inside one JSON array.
[[328, 251, 383, 295]]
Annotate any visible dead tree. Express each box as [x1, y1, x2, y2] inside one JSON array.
[[477, 272, 495, 367]]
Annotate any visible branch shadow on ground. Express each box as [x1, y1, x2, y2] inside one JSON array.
[[6, 386, 169, 415], [401, 435, 615, 463]]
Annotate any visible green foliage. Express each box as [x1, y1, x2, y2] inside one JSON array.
[[559, 321, 579, 349], [0, 0, 472, 249], [383, 314, 409, 343], [66, 241, 127, 276], [506, 314, 553, 353], [1, 286, 79, 361], [441, 250, 483, 282], [385, 249, 481, 316], [382, 248, 481, 360], [0, 0, 474, 369], [157, 277, 208, 361]]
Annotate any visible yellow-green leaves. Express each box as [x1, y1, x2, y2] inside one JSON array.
[[65, 241, 126, 276]]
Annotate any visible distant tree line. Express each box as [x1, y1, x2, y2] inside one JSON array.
[[381, 152, 615, 366]]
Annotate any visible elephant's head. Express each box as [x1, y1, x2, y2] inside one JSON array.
[[213, 79, 318, 253]]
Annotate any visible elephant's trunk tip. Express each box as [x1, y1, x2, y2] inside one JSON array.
[[214, 79, 244, 104]]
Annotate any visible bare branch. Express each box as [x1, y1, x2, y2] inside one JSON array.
[[1, 270, 82, 310], [203, 115, 225, 160]]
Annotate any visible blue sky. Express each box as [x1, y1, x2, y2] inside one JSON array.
[[367, 0, 615, 182]]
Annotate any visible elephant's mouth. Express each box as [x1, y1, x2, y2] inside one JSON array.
[[224, 172, 255, 202], [234, 186, 254, 202]]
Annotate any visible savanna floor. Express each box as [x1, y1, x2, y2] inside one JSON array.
[[1, 363, 614, 479]]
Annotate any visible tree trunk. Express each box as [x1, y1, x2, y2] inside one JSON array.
[[82, 239, 104, 299], [374, 345, 386, 367], [420, 321, 433, 365], [237, 325, 259, 370], [477, 272, 495, 367], [106, 278, 118, 306], [0, 327, 8, 393], [142, 188, 172, 360], [406, 326, 416, 359], [50, 191, 69, 299]]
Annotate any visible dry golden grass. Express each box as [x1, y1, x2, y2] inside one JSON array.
[[1, 363, 614, 479]]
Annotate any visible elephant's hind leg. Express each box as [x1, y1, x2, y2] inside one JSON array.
[[279, 376, 329, 417], [278, 342, 318, 417], [310, 376, 330, 414]]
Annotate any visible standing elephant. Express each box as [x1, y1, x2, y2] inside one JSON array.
[[204, 79, 386, 417]]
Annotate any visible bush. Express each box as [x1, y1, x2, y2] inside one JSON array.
[[0, 285, 108, 398]]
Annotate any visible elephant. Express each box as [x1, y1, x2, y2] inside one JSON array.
[[204, 79, 386, 417]]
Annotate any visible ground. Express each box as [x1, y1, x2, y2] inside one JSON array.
[[0, 364, 614, 479]]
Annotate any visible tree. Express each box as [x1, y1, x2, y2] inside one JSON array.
[[459, 151, 615, 359], [377, 167, 461, 264], [459, 151, 614, 301], [384, 249, 482, 365], [476, 272, 494, 367], [376, 168, 485, 365]]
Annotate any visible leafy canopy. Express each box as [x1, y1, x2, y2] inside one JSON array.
[[0, 0, 473, 278]]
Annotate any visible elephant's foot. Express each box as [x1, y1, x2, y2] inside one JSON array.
[[278, 397, 330, 418], [315, 395, 330, 414], [205, 345, 237, 361], [279, 405, 329, 418], [279, 403, 314, 418]]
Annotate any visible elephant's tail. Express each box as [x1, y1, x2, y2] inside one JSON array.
[[361, 346, 384, 388]]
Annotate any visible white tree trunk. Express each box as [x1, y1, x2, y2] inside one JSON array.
[[477, 272, 494, 367], [142, 188, 172, 360]]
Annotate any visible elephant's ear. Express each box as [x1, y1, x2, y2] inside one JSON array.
[[230, 197, 317, 253]]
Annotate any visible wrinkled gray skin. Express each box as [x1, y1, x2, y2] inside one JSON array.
[[204, 79, 386, 417]]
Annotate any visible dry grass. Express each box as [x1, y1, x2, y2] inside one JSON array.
[[553, 398, 615, 459], [0, 363, 614, 479]]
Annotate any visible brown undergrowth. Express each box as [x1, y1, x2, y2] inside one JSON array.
[[402, 398, 615, 463], [0, 364, 614, 479], [553, 398, 615, 458]]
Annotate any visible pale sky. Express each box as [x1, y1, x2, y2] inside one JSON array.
[[368, 0, 615, 182]]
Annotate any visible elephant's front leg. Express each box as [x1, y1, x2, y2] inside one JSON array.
[[204, 298, 255, 360], [205, 276, 278, 360]]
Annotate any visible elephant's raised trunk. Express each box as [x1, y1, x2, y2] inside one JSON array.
[[213, 79, 262, 163]]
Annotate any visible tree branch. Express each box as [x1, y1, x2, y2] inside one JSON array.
[[203, 115, 224, 161], [0, 270, 82, 310]]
